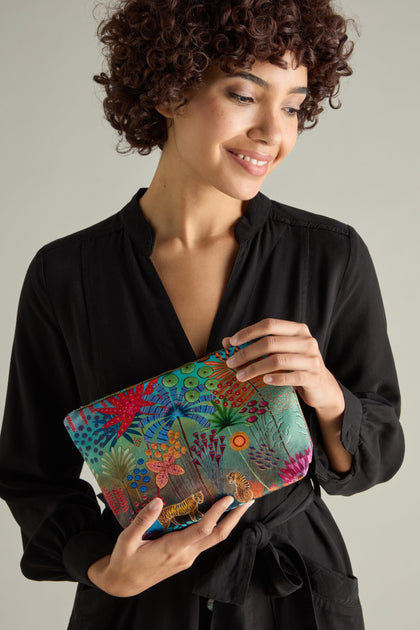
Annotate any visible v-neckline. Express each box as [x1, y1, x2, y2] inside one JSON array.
[[147, 242, 244, 361], [120, 187, 273, 360]]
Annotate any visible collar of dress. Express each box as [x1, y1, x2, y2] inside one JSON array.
[[120, 187, 273, 257]]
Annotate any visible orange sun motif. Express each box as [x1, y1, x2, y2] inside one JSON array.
[[229, 431, 250, 451]]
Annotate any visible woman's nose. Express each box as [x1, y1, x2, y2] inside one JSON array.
[[247, 108, 283, 148]]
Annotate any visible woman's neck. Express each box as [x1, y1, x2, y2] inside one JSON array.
[[139, 155, 248, 249]]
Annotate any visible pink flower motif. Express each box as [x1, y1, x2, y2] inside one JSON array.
[[146, 452, 185, 489], [278, 447, 313, 485]]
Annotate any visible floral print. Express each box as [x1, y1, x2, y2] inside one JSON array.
[[64, 342, 313, 536], [278, 448, 313, 485], [146, 451, 185, 489]]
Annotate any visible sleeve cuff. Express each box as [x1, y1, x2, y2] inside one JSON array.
[[338, 382, 363, 456], [62, 530, 115, 586], [312, 383, 362, 485]]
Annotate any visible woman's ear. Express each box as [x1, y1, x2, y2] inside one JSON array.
[[155, 97, 188, 119], [154, 103, 174, 118]]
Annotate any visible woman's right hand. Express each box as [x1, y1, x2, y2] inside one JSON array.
[[87, 495, 253, 597]]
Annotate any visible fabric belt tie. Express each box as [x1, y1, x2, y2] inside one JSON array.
[[194, 521, 314, 602], [193, 477, 319, 629]]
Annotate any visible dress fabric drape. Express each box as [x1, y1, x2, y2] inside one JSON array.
[[0, 188, 404, 629]]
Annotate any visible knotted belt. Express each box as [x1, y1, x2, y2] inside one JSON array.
[[193, 476, 319, 629]]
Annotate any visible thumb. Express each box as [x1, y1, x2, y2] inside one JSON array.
[[122, 498, 164, 552]]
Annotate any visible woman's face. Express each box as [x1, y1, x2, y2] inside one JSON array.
[[159, 52, 308, 201]]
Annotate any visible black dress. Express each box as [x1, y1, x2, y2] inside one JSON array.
[[0, 188, 404, 630]]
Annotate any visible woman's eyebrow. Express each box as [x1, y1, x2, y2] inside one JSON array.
[[221, 71, 308, 96]]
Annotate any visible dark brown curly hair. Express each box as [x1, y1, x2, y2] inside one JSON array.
[[93, 0, 356, 155]]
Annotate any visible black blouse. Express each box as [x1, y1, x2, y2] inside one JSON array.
[[0, 188, 404, 630]]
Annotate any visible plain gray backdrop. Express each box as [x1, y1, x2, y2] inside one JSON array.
[[0, 1, 419, 628]]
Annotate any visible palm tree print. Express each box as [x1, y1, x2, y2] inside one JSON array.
[[207, 403, 249, 433], [64, 341, 313, 534], [101, 446, 136, 484], [136, 380, 213, 443]]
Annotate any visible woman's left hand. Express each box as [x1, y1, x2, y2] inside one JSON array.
[[222, 318, 344, 418]]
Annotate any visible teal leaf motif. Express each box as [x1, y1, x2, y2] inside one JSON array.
[[136, 380, 213, 443]]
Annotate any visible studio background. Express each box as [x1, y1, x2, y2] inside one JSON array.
[[0, 1, 418, 628]]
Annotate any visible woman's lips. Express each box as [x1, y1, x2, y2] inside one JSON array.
[[227, 149, 272, 176]]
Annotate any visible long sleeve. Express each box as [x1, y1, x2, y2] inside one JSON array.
[[0, 187, 406, 616], [0, 250, 115, 584], [309, 226, 405, 495]]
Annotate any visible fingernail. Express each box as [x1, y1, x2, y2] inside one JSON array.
[[230, 334, 239, 345], [236, 370, 246, 380], [148, 498, 162, 512], [235, 499, 254, 510]]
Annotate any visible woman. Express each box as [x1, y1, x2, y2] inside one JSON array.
[[0, 1, 404, 629]]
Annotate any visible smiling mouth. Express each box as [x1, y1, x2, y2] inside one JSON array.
[[228, 151, 269, 166]]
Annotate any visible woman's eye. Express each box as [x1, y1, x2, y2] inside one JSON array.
[[229, 92, 254, 104], [284, 107, 300, 116]]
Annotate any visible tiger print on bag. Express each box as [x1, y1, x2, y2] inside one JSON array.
[[226, 471, 254, 503], [158, 492, 204, 530], [64, 340, 313, 537]]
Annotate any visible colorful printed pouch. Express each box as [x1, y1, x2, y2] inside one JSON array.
[[64, 341, 313, 538]]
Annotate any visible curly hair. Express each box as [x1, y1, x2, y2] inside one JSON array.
[[93, 0, 356, 155]]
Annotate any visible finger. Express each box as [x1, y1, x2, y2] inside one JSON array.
[[120, 498, 164, 554], [226, 335, 317, 370], [262, 370, 310, 387], [195, 500, 255, 553], [228, 319, 311, 347], [222, 337, 230, 351], [235, 354, 319, 383], [176, 495, 235, 547]]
